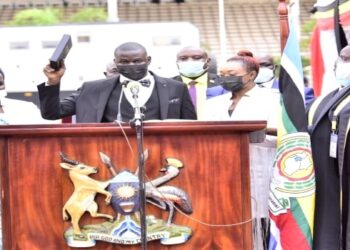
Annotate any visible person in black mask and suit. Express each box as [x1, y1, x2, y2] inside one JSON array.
[[38, 42, 197, 123]]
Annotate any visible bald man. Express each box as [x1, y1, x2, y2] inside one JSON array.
[[38, 42, 196, 123], [255, 53, 315, 106], [173, 46, 226, 119], [103, 61, 119, 78]]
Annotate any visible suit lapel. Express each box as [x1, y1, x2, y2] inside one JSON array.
[[153, 74, 169, 119], [337, 104, 350, 176], [97, 77, 118, 122], [313, 86, 350, 129]]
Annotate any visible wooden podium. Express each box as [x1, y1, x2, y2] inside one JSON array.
[[0, 121, 265, 250]]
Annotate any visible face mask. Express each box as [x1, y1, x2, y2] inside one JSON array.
[[117, 63, 148, 81], [254, 67, 274, 84], [177, 61, 206, 78], [0, 89, 7, 99], [219, 75, 244, 92], [335, 61, 350, 87]]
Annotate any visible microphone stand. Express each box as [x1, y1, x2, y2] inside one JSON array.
[[129, 86, 147, 250]]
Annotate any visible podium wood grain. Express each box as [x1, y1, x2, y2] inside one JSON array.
[[0, 121, 266, 250]]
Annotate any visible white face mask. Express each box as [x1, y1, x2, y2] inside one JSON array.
[[335, 61, 350, 87], [177, 61, 206, 78], [0, 89, 7, 99], [254, 67, 274, 84]]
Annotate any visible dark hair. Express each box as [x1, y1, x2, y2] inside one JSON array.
[[226, 50, 259, 75], [0, 68, 4, 79]]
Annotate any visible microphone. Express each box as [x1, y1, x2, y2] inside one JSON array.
[[116, 81, 128, 122], [128, 82, 142, 124], [130, 83, 140, 98]]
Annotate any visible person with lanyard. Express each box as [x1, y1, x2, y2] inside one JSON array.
[[173, 46, 226, 120], [307, 45, 350, 250], [38, 42, 197, 123], [0, 68, 49, 125]]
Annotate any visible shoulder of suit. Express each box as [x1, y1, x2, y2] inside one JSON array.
[[81, 77, 117, 88], [171, 75, 182, 82], [155, 75, 186, 87]]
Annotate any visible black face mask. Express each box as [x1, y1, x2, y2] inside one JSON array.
[[219, 75, 244, 92], [117, 63, 148, 81]]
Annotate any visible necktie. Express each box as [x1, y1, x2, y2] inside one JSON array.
[[122, 79, 150, 87], [188, 80, 197, 109]]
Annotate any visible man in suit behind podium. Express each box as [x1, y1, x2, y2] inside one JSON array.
[[38, 42, 197, 123]]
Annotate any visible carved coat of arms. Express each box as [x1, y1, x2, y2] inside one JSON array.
[[59, 151, 192, 247]]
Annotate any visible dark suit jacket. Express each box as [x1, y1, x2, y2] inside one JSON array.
[[172, 73, 226, 98], [307, 85, 350, 250], [38, 72, 197, 123]]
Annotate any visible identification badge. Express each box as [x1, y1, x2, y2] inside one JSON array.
[[329, 133, 338, 158]]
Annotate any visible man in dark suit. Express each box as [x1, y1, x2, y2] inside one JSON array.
[[173, 46, 226, 119], [38, 42, 196, 123], [307, 45, 350, 249]]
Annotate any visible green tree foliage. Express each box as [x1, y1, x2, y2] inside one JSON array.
[[300, 19, 317, 54], [301, 19, 317, 34], [69, 8, 107, 23], [7, 8, 62, 26], [300, 19, 316, 68]]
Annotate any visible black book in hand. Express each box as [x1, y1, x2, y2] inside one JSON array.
[[50, 34, 72, 71]]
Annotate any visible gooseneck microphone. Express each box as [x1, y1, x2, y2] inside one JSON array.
[[116, 81, 129, 122], [129, 82, 142, 123]]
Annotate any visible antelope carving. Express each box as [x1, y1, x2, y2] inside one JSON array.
[[60, 152, 113, 238]]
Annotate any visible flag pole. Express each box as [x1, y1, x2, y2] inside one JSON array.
[[279, 0, 289, 53], [218, 0, 227, 64], [107, 0, 119, 22]]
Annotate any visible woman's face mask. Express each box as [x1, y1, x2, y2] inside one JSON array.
[[219, 75, 244, 92], [177, 61, 206, 78], [254, 67, 274, 84], [335, 61, 350, 87]]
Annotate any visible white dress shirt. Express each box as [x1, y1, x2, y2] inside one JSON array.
[[119, 73, 155, 108], [203, 85, 279, 129]]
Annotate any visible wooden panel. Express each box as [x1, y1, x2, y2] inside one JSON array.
[[0, 122, 265, 249]]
